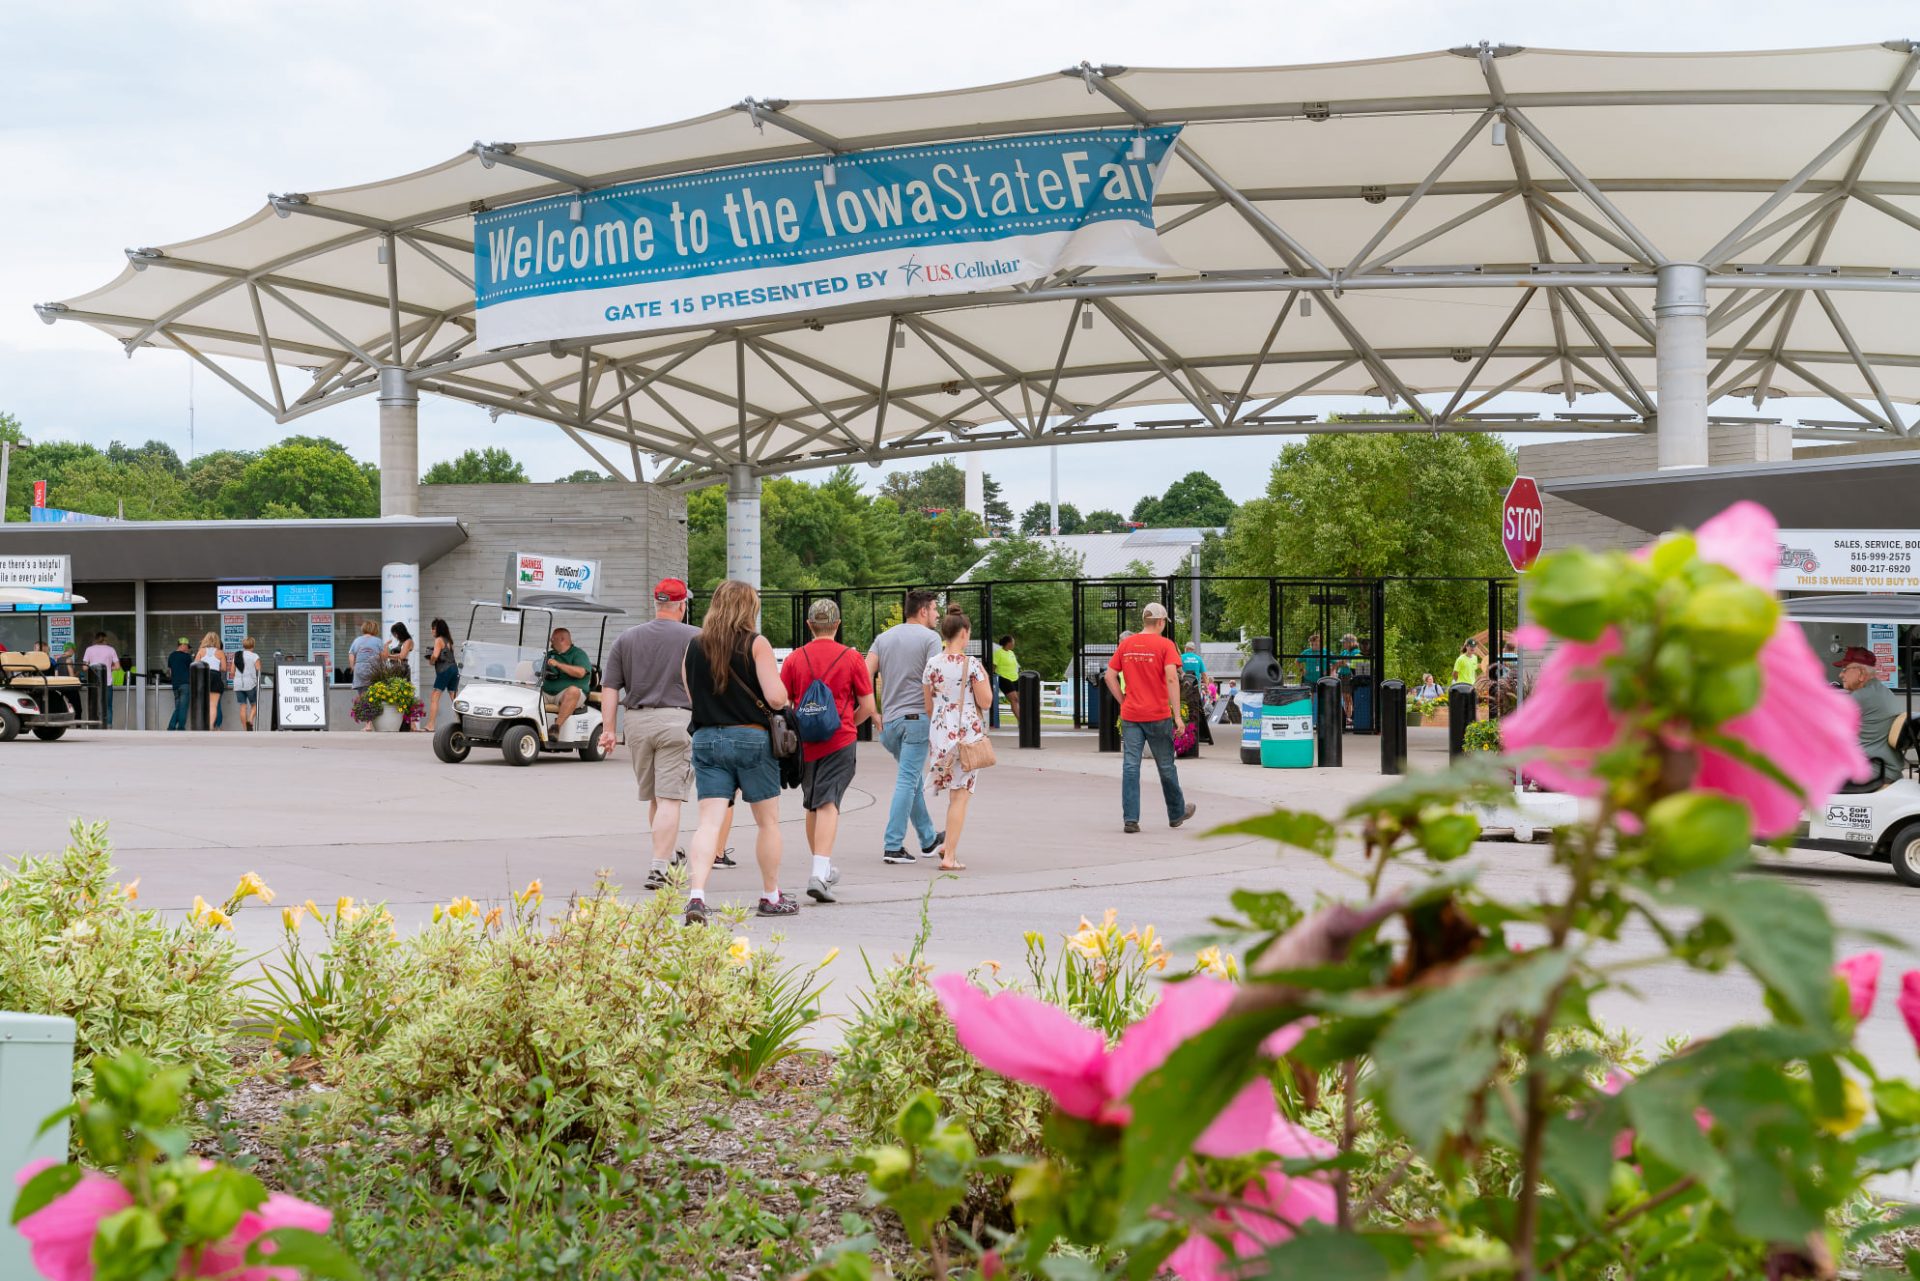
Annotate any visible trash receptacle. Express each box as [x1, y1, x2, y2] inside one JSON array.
[[1350, 673, 1375, 733], [1237, 638, 1282, 764], [0, 1012, 75, 1276], [1259, 684, 1314, 768]]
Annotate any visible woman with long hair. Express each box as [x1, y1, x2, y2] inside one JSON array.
[[682, 579, 792, 925], [194, 631, 229, 731], [922, 605, 992, 872], [424, 618, 458, 733]]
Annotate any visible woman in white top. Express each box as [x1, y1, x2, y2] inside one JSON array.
[[232, 636, 262, 732], [194, 631, 231, 732], [921, 605, 992, 873]]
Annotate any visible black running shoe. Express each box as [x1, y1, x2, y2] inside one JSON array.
[[684, 898, 710, 926], [1124, 821, 1141, 834], [882, 849, 916, 865], [714, 847, 738, 869], [644, 867, 670, 892], [756, 893, 799, 917], [919, 830, 946, 858]]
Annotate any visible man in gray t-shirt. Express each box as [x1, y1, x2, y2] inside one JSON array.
[[600, 578, 702, 887], [866, 590, 944, 863], [1839, 649, 1907, 791]]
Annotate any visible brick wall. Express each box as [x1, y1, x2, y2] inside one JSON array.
[[416, 482, 687, 640]]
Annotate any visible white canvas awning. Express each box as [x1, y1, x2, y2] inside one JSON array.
[[40, 41, 1920, 486]]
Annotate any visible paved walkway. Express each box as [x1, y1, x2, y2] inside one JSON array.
[[7, 725, 1919, 1096]]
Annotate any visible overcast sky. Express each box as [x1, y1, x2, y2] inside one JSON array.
[[1, 0, 1908, 514]]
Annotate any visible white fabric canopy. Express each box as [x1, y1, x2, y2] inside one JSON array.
[[40, 42, 1920, 483]]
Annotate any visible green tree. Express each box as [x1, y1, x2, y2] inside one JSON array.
[[184, 450, 255, 509], [0, 412, 23, 445], [422, 447, 528, 484], [1081, 508, 1129, 533], [106, 439, 185, 477], [560, 469, 612, 483], [982, 473, 1015, 536], [1019, 501, 1082, 535], [968, 535, 1083, 681], [39, 455, 195, 521], [5, 439, 104, 521], [1219, 434, 1514, 679], [218, 443, 378, 519], [879, 460, 965, 514], [1132, 470, 1236, 528]]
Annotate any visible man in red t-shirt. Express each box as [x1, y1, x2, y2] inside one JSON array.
[[780, 598, 877, 903], [1103, 602, 1196, 835]]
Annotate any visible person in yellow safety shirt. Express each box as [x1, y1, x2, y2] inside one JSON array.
[[1451, 639, 1482, 688], [992, 634, 1021, 724]]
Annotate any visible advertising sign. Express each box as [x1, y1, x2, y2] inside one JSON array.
[[382, 563, 420, 680], [276, 583, 334, 610], [1501, 477, 1544, 573], [28, 506, 114, 525], [0, 554, 70, 595], [48, 614, 73, 653], [31, 480, 45, 508], [1776, 530, 1920, 593], [308, 612, 335, 666], [215, 584, 275, 610], [473, 127, 1184, 349], [1869, 621, 1900, 688], [274, 662, 329, 731], [504, 551, 600, 603], [221, 613, 247, 652]]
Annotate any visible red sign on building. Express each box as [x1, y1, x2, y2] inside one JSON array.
[[31, 480, 46, 508], [1502, 476, 1544, 572]]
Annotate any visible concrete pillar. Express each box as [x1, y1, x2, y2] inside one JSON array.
[[132, 579, 146, 730], [726, 463, 761, 588], [1654, 262, 1709, 471], [381, 562, 420, 688], [377, 366, 419, 517]]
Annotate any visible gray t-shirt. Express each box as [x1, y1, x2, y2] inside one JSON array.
[[603, 618, 701, 710], [349, 634, 383, 687], [870, 622, 940, 723], [1851, 677, 1906, 779]]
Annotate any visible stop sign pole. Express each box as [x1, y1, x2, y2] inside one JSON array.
[[1502, 477, 1544, 717]]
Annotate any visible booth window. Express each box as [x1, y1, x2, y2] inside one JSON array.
[[146, 612, 382, 681]]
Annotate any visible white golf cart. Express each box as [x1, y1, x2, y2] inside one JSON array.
[[0, 589, 94, 743], [1787, 595, 1920, 886], [432, 595, 625, 767]]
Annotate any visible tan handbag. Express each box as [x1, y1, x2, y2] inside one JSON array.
[[958, 735, 997, 772]]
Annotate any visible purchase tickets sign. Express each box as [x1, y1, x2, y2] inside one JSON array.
[[1776, 530, 1920, 592], [473, 127, 1184, 348]]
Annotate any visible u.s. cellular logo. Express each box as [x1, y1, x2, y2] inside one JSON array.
[[898, 253, 1024, 289]]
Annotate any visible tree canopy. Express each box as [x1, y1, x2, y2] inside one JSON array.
[[967, 535, 1084, 681], [422, 447, 529, 485], [1019, 501, 1083, 535], [1132, 471, 1236, 528]]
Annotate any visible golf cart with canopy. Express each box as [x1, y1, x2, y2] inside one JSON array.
[[432, 593, 626, 766], [0, 588, 94, 742], [1787, 594, 1920, 886]]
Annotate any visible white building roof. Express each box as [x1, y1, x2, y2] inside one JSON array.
[[39, 42, 1920, 485]]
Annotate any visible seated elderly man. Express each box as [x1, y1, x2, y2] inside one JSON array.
[[541, 627, 593, 724], [1838, 646, 1907, 793]]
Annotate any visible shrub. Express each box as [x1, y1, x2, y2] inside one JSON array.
[[1461, 716, 1502, 752], [0, 820, 252, 1098], [246, 896, 407, 1063]]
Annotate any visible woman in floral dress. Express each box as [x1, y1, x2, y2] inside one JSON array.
[[922, 604, 993, 872]]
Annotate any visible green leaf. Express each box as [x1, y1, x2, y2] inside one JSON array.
[[1369, 949, 1571, 1155], [1542, 1112, 1618, 1222], [1657, 877, 1835, 1028], [1206, 809, 1336, 857], [179, 1166, 266, 1242], [1876, 1080, 1920, 1127], [1643, 792, 1753, 874], [1528, 550, 1618, 642], [892, 1091, 938, 1145], [1258, 1229, 1413, 1278], [10, 1162, 83, 1224], [1119, 1008, 1278, 1220], [1418, 811, 1480, 862], [1621, 1067, 1723, 1186], [246, 1228, 366, 1280]]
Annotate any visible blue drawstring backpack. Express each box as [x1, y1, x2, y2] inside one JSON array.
[[793, 645, 852, 743]]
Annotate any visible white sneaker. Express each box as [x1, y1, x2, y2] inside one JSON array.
[[806, 868, 842, 903]]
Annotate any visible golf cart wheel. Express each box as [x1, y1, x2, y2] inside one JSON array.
[[578, 734, 605, 763], [31, 726, 66, 742], [501, 724, 540, 766], [0, 707, 18, 742], [1889, 821, 1920, 888], [433, 721, 471, 764]]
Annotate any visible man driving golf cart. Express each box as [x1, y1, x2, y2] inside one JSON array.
[[543, 628, 592, 724], [1837, 645, 1907, 793]]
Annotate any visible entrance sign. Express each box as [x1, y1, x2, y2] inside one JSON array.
[[274, 662, 329, 730], [216, 584, 274, 610], [504, 551, 600, 604], [0, 554, 70, 595], [1502, 477, 1544, 573], [1776, 530, 1920, 593], [473, 127, 1183, 349]]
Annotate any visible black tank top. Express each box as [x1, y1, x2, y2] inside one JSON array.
[[686, 635, 768, 731]]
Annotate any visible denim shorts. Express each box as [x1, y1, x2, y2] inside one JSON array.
[[235, 689, 257, 706], [692, 725, 781, 804], [433, 665, 460, 692]]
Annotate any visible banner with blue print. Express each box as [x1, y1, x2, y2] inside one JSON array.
[[473, 126, 1184, 349]]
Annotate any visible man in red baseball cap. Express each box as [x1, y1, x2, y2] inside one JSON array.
[[653, 577, 689, 605], [1836, 645, 1906, 792], [600, 576, 703, 887]]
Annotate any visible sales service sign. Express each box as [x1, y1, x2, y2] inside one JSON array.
[[472, 128, 1183, 349], [1775, 530, 1920, 593], [1502, 477, 1544, 573]]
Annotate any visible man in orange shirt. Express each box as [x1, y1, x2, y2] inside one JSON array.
[[1102, 602, 1197, 835]]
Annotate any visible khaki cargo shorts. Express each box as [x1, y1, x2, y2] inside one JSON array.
[[627, 707, 694, 802]]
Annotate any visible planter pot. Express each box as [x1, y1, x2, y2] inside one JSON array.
[[1421, 710, 1450, 728], [374, 705, 403, 733]]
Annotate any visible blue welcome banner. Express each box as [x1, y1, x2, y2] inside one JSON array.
[[473, 126, 1183, 348]]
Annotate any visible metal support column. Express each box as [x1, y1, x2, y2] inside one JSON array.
[[377, 366, 419, 517], [726, 463, 762, 589], [132, 579, 147, 730], [1654, 262, 1710, 470]]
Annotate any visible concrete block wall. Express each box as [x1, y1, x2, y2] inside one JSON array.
[[416, 481, 687, 644]]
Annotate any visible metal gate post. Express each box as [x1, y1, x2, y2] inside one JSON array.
[[1071, 580, 1084, 728]]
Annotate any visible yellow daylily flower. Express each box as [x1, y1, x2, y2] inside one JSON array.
[[304, 898, 323, 921], [727, 935, 752, 964], [336, 898, 364, 925], [190, 896, 233, 930], [336, 895, 355, 918], [483, 906, 504, 929], [121, 879, 139, 902], [981, 959, 1002, 977], [446, 895, 478, 921], [281, 905, 306, 932], [1194, 946, 1240, 979], [522, 878, 543, 902], [232, 871, 274, 905], [819, 946, 841, 968]]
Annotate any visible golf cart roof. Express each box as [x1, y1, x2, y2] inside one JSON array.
[[471, 595, 629, 615], [1784, 595, 1920, 625], [0, 589, 87, 606]]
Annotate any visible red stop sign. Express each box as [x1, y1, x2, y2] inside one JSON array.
[[1502, 476, 1544, 572]]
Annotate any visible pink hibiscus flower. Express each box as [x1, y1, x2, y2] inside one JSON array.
[[1898, 971, 1920, 1050], [1836, 952, 1882, 1021], [12, 1159, 133, 1281], [191, 1191, 333, 1280], [1504, 501, 1864, 837], [932, 974, 1312, 1159], [1161, 1167, 1339, 1281]]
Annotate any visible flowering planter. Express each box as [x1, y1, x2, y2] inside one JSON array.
[[374, 705, 403, 733], [1420, 710, 1450, 728]]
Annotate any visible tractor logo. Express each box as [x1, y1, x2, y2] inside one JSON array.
[[1777, 544, 1819, 574]]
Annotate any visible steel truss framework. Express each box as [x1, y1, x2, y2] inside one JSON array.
[[40, 41, 1920, 488]]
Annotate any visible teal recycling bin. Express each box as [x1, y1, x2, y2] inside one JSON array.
[[1236, 689, 1268, 762], [1, 1013, 76, 1276], [1260, 685, 1314, 767]]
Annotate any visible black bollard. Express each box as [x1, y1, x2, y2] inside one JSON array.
[[1314, 675, 1343, 768], [188, 663, 210, 731], [1016, 670, 1042, 749], [1378, 679, 1408, 775], [87, 664, 110, 729], [1097, 679, 1122, 753], [1447, 682, 1477, 759]]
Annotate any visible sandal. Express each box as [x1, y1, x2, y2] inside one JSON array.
[[937, 861, 967, 872]]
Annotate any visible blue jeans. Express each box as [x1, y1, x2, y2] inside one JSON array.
[[167, 686, 188, 731], [1121, 719, 1187, 825], [880, 716, 938, 853]]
